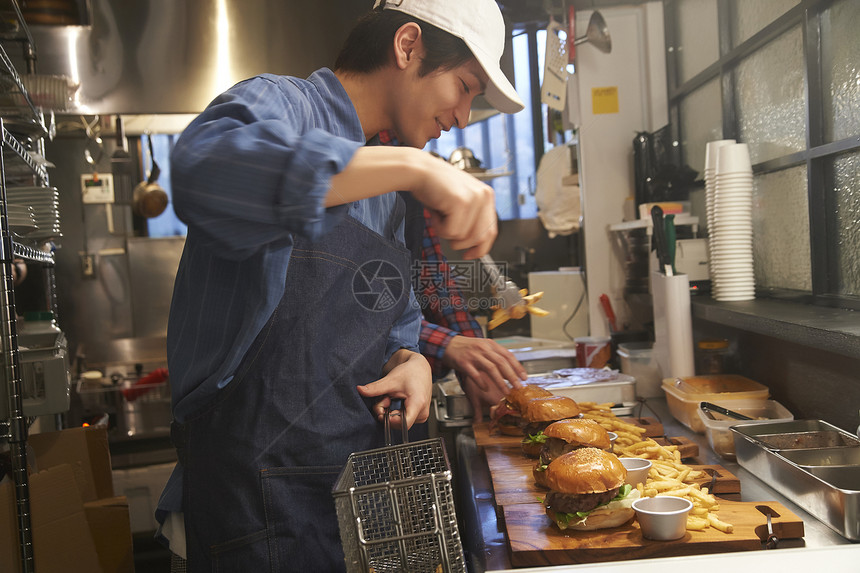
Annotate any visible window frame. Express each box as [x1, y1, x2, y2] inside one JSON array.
[[664, 0, 860, 310]]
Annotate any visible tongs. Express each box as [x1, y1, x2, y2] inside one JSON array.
[[699, 401, 754, 421], [480, 254, 523, 309], [480, 254, 549, 330]]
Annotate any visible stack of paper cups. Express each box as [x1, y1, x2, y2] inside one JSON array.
[[703, 139, 736, 275], [651, 272, 695, 379], [711, 142, 755, 301]]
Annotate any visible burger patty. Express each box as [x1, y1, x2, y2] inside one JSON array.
[[545, 487, 620, 514], [540, 438, 583, 464], [520, 420, 552, 436], [497, 414, 520, 426]]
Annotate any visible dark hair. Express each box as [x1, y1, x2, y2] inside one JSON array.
[[335, 8, 473, 77]]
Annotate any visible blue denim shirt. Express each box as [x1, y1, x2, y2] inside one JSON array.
[[167, 67, 421, 424]]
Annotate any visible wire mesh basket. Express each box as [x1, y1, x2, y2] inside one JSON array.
[[332, 436, 466, 573]]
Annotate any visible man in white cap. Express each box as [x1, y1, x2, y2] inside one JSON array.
[[156, 0, 523, 570]]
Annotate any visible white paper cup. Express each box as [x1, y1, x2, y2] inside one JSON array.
[[717, 143, 752, 174], [705, 139, 736, 172], [620, 457, 652, 486], [633, 496, 693, 540]]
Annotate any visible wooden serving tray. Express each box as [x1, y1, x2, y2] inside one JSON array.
[[482, 445, 741, 506], [617, 417, 663, 437], [474, 420, 668, 448], [503, 500, 804, 567], [474, 421, 699, 461], [652, 436, 699, 459]]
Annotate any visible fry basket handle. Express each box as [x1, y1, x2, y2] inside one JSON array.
[[383, 398, 409, 446]]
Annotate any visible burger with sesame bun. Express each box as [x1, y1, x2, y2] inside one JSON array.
[[543, 447, 639, 531], [532, 418, 612, 487], [489, 384, 553, 436], [518, 396, 582, 457]]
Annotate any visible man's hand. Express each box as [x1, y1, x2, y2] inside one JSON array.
[[411, 159, 498, 259], [326, 148, 498, 259], [356, 349, 432, 430], [442, 336, 527, 421]]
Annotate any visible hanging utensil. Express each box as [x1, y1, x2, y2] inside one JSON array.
[[573, 11, 612, 54], [132, 134, 169, 219], [111, 116, 135, 205]]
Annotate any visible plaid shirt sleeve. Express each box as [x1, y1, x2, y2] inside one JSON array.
[[378, 129, 484, 377], [416, 208, 485, 377]]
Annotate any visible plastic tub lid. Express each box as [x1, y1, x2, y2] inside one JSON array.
[[662, 374, 768, 396], [617, 341, 654, 357]]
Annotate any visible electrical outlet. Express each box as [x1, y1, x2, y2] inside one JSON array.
[[81, 254, 96, 278]]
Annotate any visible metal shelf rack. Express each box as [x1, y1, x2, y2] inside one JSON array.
[[0, 2, 59, 571]]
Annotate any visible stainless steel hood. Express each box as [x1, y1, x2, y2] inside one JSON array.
[[15, 0, 515, 122], [20, 0, 369, 114]]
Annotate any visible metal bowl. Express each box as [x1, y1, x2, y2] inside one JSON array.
[[448, 147, 483, 171]]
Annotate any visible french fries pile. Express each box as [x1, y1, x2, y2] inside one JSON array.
[[577, 402, 734, 534]]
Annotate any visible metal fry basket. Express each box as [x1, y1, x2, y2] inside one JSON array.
[[332, 436, 466, 572]]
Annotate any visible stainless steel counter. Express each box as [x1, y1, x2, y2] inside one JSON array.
[[452, 398, 857, 572]]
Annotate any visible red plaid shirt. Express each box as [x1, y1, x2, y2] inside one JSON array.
[[378, 130, 484, 377]]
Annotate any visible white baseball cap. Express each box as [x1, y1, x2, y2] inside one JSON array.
[[374, 0, 525, 114]]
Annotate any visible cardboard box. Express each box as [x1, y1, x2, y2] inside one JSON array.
[[28, 426, 114, 502], [0, 464, 102, 573], [85, 497, 135, 573], [0, 426, 132, 572]]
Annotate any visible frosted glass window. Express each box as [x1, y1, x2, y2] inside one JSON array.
[[680, 78, 722, 175], [752, 165, 811, 292], [831, 151, 860, 296], [735, 26, 806, 164], [821, 0, 860, 143], [731, 0, 799, 46], [677, 0, 720, 84]]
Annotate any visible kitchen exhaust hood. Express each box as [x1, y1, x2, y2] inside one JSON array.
[[17, 0, 516, 124]]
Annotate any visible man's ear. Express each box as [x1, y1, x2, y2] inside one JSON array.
[[393, 22, 423, 69]]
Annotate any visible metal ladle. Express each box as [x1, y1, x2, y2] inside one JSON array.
[[574, 11, 612, 54]]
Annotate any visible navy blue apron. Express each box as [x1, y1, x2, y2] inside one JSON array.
[[174, 197, 411, 571]]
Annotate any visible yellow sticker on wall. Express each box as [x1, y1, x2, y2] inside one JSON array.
[[592, 86, 619, 114]]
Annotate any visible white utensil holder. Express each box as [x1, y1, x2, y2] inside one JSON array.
[[651, 272, 695, 380]]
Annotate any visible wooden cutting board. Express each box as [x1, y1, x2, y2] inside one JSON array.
[[503, 500, 804, 566], [618, 417, 663, 437], [652, 436, 699, 459], [474, 420, 666, 447], [474, 422, 699, 459], [482, 446, 741, 506]]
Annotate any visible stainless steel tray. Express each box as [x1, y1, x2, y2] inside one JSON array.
[[732, 419, 860, 540]]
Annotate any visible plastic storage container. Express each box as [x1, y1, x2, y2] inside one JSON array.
[[694, 338, 731, 374], [617, 341, 662, 398], [662, 374, 770, 433], [696, 399, 793, 459], [544, 372, 637, 407]]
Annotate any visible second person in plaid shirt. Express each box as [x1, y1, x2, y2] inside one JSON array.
[[381, 130, 527, 421]]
